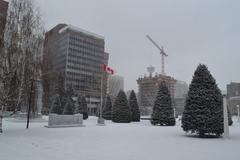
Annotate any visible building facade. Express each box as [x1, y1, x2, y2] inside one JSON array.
[[227, 82, 240, 115], [43, 24, 108, 115], [173, 81, 188, 116], [137, 73, 177, 115], [0, 0, 8, 48]]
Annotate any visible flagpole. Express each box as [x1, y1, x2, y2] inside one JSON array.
[[97, 64, 114, 125], [97, 71, 105, 125], [100, 73, 103, 119], [0, 106, 3, 133]]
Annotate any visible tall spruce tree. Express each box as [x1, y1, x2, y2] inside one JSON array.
[[55, 73, 65, 98], [63, 98, 75, 115], [77, 96, 88, 120], [102, 95, 112, 120], [63, 85, 75, 115], [66, 84, 74, 98], [151, 81, 175, 126], [50, 95, 62, 114], [53, 73, 66, 114], [112, 90, 131, 123], [182, 64, 223, 137], [129, 90, 140, 122]]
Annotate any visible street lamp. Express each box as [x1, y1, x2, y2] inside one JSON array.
[[237, 105, 240, 122], [223, 94, 229, 139]]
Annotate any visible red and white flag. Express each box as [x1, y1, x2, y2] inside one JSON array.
[[103, 64, 114, 75]]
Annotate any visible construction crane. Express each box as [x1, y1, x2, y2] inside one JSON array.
[[146, 35, 168, 75]]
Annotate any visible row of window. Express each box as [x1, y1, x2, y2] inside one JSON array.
[[68, 50, 104, 64], [69, 41, 103, 53], [67, 58, 101, 70], [70, 36, 104, 49]]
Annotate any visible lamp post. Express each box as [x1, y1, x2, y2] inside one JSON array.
[[0, 107, 2, 133], [223, 94, 229, 139], [26, 79, 34, 129], [237, 105, 240, 122]]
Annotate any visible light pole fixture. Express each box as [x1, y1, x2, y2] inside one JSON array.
[[237, 105, 240, 122], [223, 94, 229, 139]]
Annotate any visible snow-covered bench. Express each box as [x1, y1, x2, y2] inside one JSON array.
[[46, 113, 83, 128]]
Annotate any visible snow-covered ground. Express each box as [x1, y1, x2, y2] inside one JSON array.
[[0, 117, 239, 160]]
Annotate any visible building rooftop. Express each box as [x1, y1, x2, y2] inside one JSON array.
[[58, 24, 104, 40]]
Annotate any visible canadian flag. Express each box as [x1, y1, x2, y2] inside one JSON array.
[[103, 64, 114, 75]]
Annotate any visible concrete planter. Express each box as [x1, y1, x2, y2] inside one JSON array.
[[46, 113, 83, 128]]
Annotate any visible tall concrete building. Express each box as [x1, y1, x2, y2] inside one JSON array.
[[137, 66, 189, 116], [137, 67, 177, 115], [173, 81, 188, 116], [0, 0, 8, 47], [107, 75, 124, 102], [227, 82, 240, 115], [43, 24, 108, 115]]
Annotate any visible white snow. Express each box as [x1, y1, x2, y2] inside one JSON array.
[[0, 117, 239, 160]]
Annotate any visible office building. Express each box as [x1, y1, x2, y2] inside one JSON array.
[[43, 24, 108, 115], [227, 82, 240, 115], [137, 67, 177, 115], [173, 81, 188, 116]]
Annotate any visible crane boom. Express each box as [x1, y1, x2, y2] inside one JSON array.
[[146, 35, 168, 75], [146, 35, 162, 51]]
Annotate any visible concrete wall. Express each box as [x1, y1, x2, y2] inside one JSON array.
[[48, 113, 83, 127]]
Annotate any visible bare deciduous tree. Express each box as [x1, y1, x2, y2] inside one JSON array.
[[0, 0, 44, 127]]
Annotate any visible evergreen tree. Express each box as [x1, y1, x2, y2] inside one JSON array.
[[129, 90, 140, 122], [112, 90, 131, 123], [55, 73, 65, 99], [66, 83, 74, 98], [53, 73, 66, 113], [102, 95, 112, 120], [151, 81, 175, 126], [50, 95, 62, 114], [63, 97, 75, 115], [77, 96, 88, 120], [182, 64, 223, 137]]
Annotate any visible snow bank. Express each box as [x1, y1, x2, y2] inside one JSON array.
[[0, 117, 239, 160]]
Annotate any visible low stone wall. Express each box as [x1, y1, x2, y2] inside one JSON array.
[[47, 114, 83, 128]]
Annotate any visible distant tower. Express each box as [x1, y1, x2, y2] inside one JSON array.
[[147, 65, 155, 77]]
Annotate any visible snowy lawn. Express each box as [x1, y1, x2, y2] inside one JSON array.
[[0, 116, 239, 160]]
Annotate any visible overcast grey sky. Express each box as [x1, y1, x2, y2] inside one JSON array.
[[36, 0, 240, 91]]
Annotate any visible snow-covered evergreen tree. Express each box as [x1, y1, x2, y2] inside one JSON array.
[[76, 96, 88, 120], [129, 90, 140, 122], [53, 73, 66, 113], [102, 95, 112, 120], [55, 73, 65, 99], [182, 64, 223, 137], [63, 97, 75, 115], [50, 95, 62, 114], [66, 84, 74, 98], [112, 90, 131, 123], [151, 81, 175, 126], [63, 85, 75, 115]]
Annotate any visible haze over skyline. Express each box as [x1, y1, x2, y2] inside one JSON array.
[[36, 0, 240, 91]]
